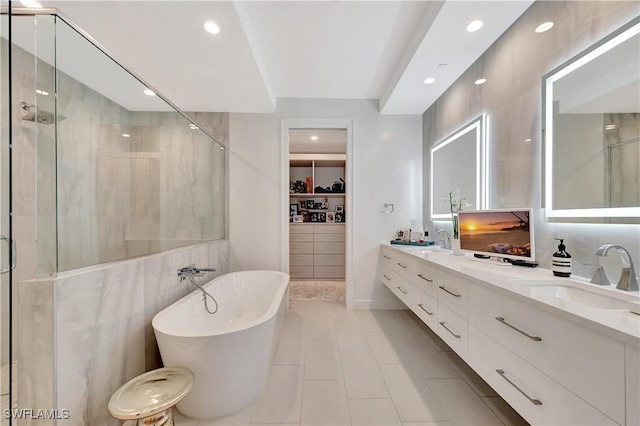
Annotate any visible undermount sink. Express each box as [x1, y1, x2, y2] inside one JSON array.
[[509, 279, 638, 310]]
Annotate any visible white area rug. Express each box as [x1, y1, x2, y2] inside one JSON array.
[[289, 280, 345, 301]]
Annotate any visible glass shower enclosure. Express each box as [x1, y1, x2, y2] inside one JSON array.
[[2, 7, 227, 421]]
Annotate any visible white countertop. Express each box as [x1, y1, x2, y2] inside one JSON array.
[[382, 243, 640, 347]]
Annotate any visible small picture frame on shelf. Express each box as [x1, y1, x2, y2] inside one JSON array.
[[306, 200, 315, 209], [309, 212, 319, 222], [335, 212, 344, 223], [292, 215, 304, 223], [301, 211, 310, 222], [335, 205, 344, 213], [290, 204, 298, 216], [314, 202, 323, 210], [321, 198, 329, 209], [318, 212, 326, 222], [300, 200, 307, 210], [326, 211, 335, 222]]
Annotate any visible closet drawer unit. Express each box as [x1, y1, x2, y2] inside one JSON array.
[[469, 284, 625, 424], [314, 254, 345, 266], [469, 326, 617, 426], [409, 285, 438, 333], [437, 303, 468, 359], [290, 265, 313, 279], [290, 224, 313, 234], [414, 261, 438, 298], [314, 266, 345, 279], [314, 242, 345, 254], [314, 233, 345, 243], [290, 242, 313, 255], [315, 224, 344, 233], [290, 233, 313, 242], [437, 270, 469, 319], [381, 248, 394, 269], [381, 268, 412, 304], [290, 254, 313, 266]]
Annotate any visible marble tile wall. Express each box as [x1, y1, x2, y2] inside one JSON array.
[[423, 1, 640, 278], [17, 239, 230, 426], [10, 40, 229, 275]]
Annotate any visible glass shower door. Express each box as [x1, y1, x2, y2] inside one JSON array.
[[0, 0, 12, 423]]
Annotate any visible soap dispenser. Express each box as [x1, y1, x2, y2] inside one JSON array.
[[552, 238, 571, 277]]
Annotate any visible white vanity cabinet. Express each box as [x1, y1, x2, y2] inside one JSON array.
[[469, 325, 618, 425], [379, 244, 640, 426], [469, 284, 625, 425]]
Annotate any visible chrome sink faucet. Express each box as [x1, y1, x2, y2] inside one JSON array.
[[436, 229, 451, 250], [592, 245, 638, 291]]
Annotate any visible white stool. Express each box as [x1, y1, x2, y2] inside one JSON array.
[[108, 367, 194, 426]]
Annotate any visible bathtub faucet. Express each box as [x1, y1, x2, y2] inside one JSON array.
[[178, 265, 217, 281]]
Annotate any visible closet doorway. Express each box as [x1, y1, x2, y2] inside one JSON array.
[[281, 120, 353, 307]]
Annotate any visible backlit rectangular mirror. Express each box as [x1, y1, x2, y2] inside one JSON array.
[[430, 115, 486, 219], [543, 17, 640, 220]]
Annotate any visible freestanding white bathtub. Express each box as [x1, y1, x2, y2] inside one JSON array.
[[152, 270, 289, 419]]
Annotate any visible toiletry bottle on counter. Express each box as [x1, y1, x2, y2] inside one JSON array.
[[552, 238, 571, 277]]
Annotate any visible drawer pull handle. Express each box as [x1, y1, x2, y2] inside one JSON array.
[[496, 369, 542, 406], [439, 285, 461, 298], [383, 274, 391, 281], [417, 274, 433, 282], [383, 255, 391, 259], [495, 317, 542, 342], [439, 321, 461, 338], [397, 286, 408, 294], [417, 304, 433, 315], [397, 262, 408, 269]]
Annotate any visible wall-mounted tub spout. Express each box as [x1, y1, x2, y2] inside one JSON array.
[[20, 101, 66, 125], [178, 265, 219, 314]]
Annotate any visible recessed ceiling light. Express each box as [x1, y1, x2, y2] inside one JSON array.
[[204, 22, 221, 34], [436, 64, 448, 69], [605, 124, 617, 130], [189, 124, 199, 130], [35, 89, 49, 96], [474, 78, 487, 85], [122, 133, 130, 138], [143, 89, 156, 96], [535, 22, 554, 33], [220, 146, 225, 150], [466, 20, 484, 33], [525, 138, 532, 142], [423, 77, 436, 85], [20, 0, 42, 8], [310, 135, 318, 141]]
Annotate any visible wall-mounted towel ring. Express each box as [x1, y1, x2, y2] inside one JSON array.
[[383, 203, 394, 214]]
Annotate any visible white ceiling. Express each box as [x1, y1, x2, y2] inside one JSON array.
[[35, 0, 535, 115]]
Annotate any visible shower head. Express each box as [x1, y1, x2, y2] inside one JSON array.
[[20, 102, 66, 125]]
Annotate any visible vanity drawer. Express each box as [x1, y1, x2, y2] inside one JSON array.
[[314, 233, 345, 243], [290, 254, 313, 266], [408, 285, 438, 333], [290, 242, 313, 254], [314, 266, 345, 279], [437, 303, 468, 359], [314, 254, 345, 266], [314, 242, 345, 254], [383, 250, 417, 283], [290, 265, 313, 279], [290, 233, 313, 242], [381, 268, 412, 304], [437, 270, 468, 319], [469, 284, 625, 424], [290, 224, 313, 234], [414, 261, 438, 298], [469, 326, 617, 426]]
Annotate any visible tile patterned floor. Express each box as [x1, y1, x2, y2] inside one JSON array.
[[172, 301, 529, 426]]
